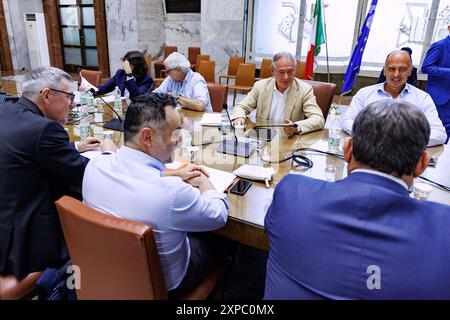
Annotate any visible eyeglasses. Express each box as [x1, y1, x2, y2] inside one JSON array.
[[41, 88, 75, 103]]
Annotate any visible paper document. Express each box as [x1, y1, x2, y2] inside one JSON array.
[[166, 161, 237, 192], [199, 113, 222, 126], [79, 74, 98, 92]]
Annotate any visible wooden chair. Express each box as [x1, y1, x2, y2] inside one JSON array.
[[219, 56, 245, 85], [80, 69, 102, 87], [0, 272, 42, 300], [55, 196, 230, 300], [144, 55, 152, 77], [255, 58, 272, 81], [194, 55, 210, 72], [197, 60, 216, 83], [295, 60, 306, 79], [188, 47, 201, 70], [228, 63, 255, 106], [303, 80, 336, 121], [207, 83, 228, 112], [154, 45, 177, 78]]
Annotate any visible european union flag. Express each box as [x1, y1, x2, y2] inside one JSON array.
[[341, 0, 378, 95]]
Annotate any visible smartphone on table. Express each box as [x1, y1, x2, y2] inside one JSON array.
[[230, 179, 252, 196]]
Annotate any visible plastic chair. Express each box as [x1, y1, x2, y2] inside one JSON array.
[[207, 83, 228, 112], [219, 56, 245, 85], [55, 196, 230, 300], [228, 63, 256, 106], [154, 45, 177, 78], [197, 60, 216, 83], [188, 47, 201, 69], [194, 55, 210, 72], [255, 58, 272, 81]]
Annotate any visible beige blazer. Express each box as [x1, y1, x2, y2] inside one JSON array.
[[231, 78, 325, 134]]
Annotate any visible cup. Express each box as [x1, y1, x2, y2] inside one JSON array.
[[413, 182, 432, 201], [234, 125, 245, 138]]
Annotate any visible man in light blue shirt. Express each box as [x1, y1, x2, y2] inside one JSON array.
[[154, 52, 212, 112], [342, 50, 447, 147], [82, 93, 228, 296]]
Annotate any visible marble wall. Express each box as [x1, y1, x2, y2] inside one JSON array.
[[201, 0, 245, 78], [165, 13, 201, 59], [2, 0, 44, 70]]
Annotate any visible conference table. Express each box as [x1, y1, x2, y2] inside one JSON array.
[[66, 105, 450, 251]]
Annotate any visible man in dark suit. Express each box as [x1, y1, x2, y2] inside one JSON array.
[[0, 67, 115, 279], [264, 100, 450, 299], [421, 23, 450, 139]]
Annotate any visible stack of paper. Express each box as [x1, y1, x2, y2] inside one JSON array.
[[199, 113, 222, 126], [165, 161, 236, 192]]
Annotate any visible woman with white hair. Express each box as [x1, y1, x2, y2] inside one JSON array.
[[153, 52, 212, 112]]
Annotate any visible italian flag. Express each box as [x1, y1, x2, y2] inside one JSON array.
[[303, 0, 326, 80]]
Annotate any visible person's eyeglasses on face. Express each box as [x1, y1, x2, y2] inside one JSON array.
[[40, 88, 75, 103]]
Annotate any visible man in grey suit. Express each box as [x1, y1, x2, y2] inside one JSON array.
[[231, 52, 324, 136]]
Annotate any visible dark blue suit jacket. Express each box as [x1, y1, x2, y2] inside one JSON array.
[[97, 69, 153, 99], [421, 36, 450, 106], [0, 98, 89, 279], [264, 172, 450, 299]]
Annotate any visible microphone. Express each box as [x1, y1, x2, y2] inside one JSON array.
[[96, 95, 124, 132], [217, 104, 253, 158]]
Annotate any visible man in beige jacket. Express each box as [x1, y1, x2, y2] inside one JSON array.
[[231, 52, 324, 136]]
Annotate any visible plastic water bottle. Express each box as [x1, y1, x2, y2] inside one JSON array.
[[79, 105, 90, 141], [328, 108, 341, 154], [218, 110, 231, 137], [80, 90, 87, 106], [181, 129, 192, 158], [86, 90, 95, 123], [114, 86, 123, 118]]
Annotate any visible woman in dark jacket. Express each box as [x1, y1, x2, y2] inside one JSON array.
[[96, 51, 153, 99]]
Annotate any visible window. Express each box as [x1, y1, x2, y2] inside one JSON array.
[[164, 0, 201, 13], [58, 0, 99, 71], [246, 0, 449, 74]]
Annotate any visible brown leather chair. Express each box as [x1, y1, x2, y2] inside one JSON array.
[[207, 83, 228, 112], [0, 272, 42, 300], [219, 56, 245, 85], [154, 45, 177, 78], [197, 60, 215, 83], [296, 60, 306, 79], [55, 196, 230, 300], [80, 69, 103, 87], [144, 55, 153, 77], [228, 63, 256, 106], [303, 80, 336, 121], [188, 47, 201, 69], [255, 58, 272, 81]]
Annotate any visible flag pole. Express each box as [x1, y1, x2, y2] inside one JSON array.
[[323, 2, 330, 83]]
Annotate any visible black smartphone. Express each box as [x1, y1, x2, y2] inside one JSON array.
[[230, 179, 252, 196]]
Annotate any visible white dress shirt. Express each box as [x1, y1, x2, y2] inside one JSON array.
[[341, 83, 447, 146], [351, 169, 408, 190], [154, 69, 212, 112], [82, 146, 228, 291], [269, 84, 290, 123]]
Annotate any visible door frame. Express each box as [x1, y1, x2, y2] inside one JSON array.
[[42, 0, 109, 77], [0, 0, 14, 72]]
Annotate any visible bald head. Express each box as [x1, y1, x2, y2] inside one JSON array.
[[385, 50, 412, 68]]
